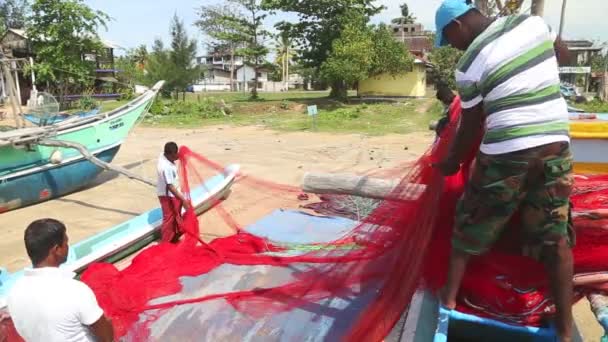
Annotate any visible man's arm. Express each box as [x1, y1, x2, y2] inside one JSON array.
[[167, 184, 192, 209], [436, 103, 485, 175], [88, 315, 114, 342], [554, 37, 571, 66]]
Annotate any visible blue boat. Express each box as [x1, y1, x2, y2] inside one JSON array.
[[0, 82, 163, 213], [0, 164, 239, 306], [23, 108, 101, 126]]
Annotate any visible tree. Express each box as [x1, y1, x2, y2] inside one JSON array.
[[115, 49, 145, 87], [196, 3, 246, 91], [133, 45, 148, 71], [591, 52, 608, 73], [169, 14, 199, 98], [428, 46, 463, 90], [27, 0, 109, 97], [391, 3, 415, 24], [320, 12, 372, 99], [275, 31, 294, 91], [320, 11, 413, 100], [0, 0, 28, 35], [145, 38, 176, 97], [233, 0, 269, 100], [262, 0, 383, 98]]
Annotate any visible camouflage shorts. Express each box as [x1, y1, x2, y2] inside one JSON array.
[[453, 142, 575, 257]]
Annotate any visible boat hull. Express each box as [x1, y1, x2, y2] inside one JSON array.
[[0, 144, 121, 213], [570, 114, 608, 174], [0, 83, 161, 212]]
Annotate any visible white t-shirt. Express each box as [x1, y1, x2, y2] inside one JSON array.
[[455, 15, 569, 155], [7, 267, 104, 342], [157, 153, 180, 197]]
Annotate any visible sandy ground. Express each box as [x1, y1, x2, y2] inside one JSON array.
[[0, 125, 603, 340], [1, 125, 431, 271]]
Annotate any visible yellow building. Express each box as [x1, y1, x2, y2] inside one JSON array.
[[358, 59, 427, 98]]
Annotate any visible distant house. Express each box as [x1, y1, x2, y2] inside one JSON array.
[[560, 40, 605, 94], [390, 22, 433, 58], [194, 64, 270, 92], [0, 28, 121, 104], [358, 59, 429, 98], [195, 47, 277, 92]]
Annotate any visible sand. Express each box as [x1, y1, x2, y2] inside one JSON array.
[[0, 125, 432, 271], [0, 125, 602, 340]]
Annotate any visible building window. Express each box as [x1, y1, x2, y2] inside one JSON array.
[[393, 27, 399, 33], [256, 72, 262, 77], [411, 27, 416, 32]]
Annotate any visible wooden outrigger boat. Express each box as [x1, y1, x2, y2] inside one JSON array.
[[0, 61, 164, 212], [0, 164, 239, 309]]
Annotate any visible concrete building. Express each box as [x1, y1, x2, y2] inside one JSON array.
[[358, 59, 429, 98]]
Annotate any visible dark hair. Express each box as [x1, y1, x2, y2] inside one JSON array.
[[24, 219, 67, 265], [164, 142, 178, 155]]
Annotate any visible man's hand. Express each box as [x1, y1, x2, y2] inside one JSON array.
[[434, 157, 460, 176]]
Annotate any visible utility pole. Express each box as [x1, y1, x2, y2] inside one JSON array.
[[531, 0, 544, 16], [558, 0, 567, 38]]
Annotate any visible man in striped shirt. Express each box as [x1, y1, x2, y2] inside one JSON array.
[[434, 1, 574, 340]]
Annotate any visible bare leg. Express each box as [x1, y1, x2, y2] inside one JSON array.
[[439, 248, 471, 309], [542, 237, 573, 342]]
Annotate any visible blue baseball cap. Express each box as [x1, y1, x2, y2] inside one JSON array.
[[435, 0, 476, 47]]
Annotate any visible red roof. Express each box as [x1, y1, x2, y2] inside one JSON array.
[[403, 36, 432, 54]]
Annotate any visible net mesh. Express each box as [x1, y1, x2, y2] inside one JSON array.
[[4, 98, 608, 341]]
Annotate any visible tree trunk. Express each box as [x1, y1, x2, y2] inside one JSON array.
[[230, 45, 236, 92], [285, 46, 289, 91], [329, 80, 347, 101]]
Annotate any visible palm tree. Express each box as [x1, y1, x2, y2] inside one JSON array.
[[274, 34, 294, 91], [133, 45, 148, 71]]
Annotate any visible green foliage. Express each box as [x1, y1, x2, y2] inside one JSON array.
[[262, 0, 382, 77], [150, 98, 225, 119], [591, 53, 608, 73], [169, 14, 199, 93], [369, 23, 414, 76], [115, 54, 145, 87], [0, 0, 28, 35], [428, 46, 463, 89], [145, 16, 198, 97], [574, 99, 608, 113], [27, 0, 109, 89], [78, 94, 98, 111], [197, 0, 269, 99], [320, 12, 373, 89], [119, 87, 134, 101], [320, 11, 413, 99]]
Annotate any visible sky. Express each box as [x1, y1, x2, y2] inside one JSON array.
[[85, 0, 608, 55]]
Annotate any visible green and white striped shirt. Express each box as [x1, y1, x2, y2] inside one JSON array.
[[455, 14, 569, 155]]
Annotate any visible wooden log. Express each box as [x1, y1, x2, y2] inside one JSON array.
[[301, 172, 425, 201], [39, 139, 156, 188]]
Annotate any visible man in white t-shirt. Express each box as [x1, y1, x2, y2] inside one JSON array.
[[157, 142, 192, 243], [7, 219, 114, 342]]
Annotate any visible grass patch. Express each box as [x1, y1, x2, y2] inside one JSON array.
[[145, 93, 442, 135], [571, 99, 608, 113]]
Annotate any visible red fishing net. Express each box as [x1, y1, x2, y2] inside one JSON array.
[[4, 96, 608, 341]]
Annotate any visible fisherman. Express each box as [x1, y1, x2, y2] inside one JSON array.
[[433, 1, 574, 341], [158, 141, 192, 243], [7, 219, 114, 342]]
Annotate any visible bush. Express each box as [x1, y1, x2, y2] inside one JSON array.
[[150, 98, 224, 119], [78, 95, 98, 111], [119, 87, 135, 101]]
